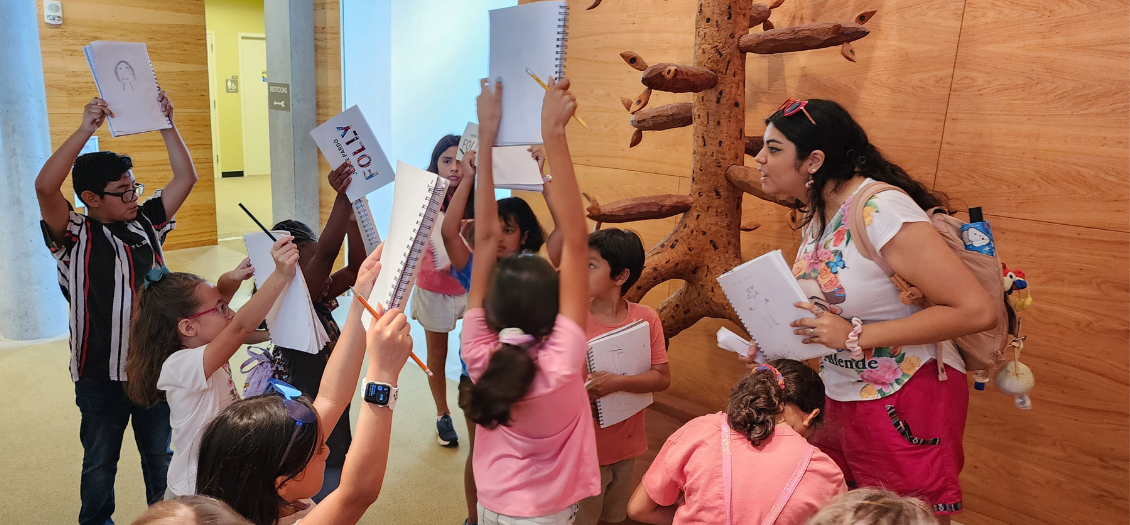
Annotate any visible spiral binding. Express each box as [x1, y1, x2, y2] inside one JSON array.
[[587, 347, 606, 426], [383, 178, 449, 310], [554, 4, 568, 80]]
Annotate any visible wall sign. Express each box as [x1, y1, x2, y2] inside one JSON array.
[[268, 82, 290, 111], [225, 76, 239, 93]]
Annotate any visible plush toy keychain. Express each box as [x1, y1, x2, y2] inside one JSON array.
[[1003, 263, 1033, 311], [994, 319, 1034, 410]]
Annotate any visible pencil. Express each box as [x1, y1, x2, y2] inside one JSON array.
[[239, 203, 277, 241], [350, 287, 434, 378], [525, 69, 590, 129]]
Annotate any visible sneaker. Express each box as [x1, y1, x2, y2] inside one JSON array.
[[437, 414, 459, 447]]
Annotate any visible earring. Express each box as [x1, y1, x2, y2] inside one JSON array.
[[805, 178, 814, 188]]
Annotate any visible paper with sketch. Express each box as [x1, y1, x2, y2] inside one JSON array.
[[716, 327, 768, 364], [488, 1, 568, 145], [492, 146, 544, 192], [83, 41, 170, 137], [587, 320, 653, 428], [717, 250, 829, 361], [457, 123, 479, 161], [244, 231, 330, 354], [311, 105, 395, 201]]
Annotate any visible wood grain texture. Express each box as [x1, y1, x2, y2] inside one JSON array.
[[38, 0, 216, 250], [314, 0, 342, 226]]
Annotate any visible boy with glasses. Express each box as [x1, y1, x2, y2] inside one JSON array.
[[35, 92, 198, 525]]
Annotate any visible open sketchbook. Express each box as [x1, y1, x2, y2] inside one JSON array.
[[717, 250, 830, 361], [587, 320, 653, 428], [364, 161, 449, 326], [488, 1, 568, 145], [492, 146, 544, 192], [311, 105, 396, 202], [83, 41, 170, 137], [244, 231, 331, 354]]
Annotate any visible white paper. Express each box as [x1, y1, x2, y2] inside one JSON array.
[[488, 1, 567, 146], [311, 105, 395, 201], [587, 320, 654, 428], [365, 161, 449, 325], [716, 327, 751, 357], [491, 146, 545, 192], [457, 123, 479, 161], [84, 41, 170, 137], [430, 212, 451, 271], [717, 250, 831, 361], [244, 231, 330, 354]]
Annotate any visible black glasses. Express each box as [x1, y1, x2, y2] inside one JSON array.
[[267, 379, 318, 469], [102, 183, 145, 203]]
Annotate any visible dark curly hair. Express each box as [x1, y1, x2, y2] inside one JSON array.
[[727, 359, 824, 446]]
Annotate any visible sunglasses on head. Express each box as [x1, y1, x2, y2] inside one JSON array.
[[777, 98, 817, 126], [266, 379, 318, 469]]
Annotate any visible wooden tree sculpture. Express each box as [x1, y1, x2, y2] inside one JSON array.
[[585, 0, 876, 339]]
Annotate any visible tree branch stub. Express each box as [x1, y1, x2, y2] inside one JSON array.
[[585, 194, 694, 223], [738, 21, 870, 54], [641, 63, 719, 93], [726, 165, 800, 208], [630, 102, 693, 131]]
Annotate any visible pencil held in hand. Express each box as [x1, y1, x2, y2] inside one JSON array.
[[351, 288, 434, 378], [526, 69, 589, 129]]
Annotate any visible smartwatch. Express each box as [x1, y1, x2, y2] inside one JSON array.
[[362, 380, 398, 410]]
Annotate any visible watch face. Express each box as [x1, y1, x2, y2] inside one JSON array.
[[365, 383, 392, 405]]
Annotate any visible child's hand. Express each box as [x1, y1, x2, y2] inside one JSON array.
[[527, 146, 546, 173], [353, 243, 384, 299], [585, 371, 620, 400], [477, 78, 503, 135], [365, 307, 413, 374], [328, 160, 354, 196], [270, 236, 300, 276], [541, 77, 577, 134], [80, 98, 113, 134], [158, 89, 174, 123], [227, 257, 255, 282], [459, 150, 477, 181], [738, 341, 761, 371]]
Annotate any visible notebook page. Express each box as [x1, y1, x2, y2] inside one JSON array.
[[587, 320, 653, 428], [244, 231, 323, 354], [310, 105, 395, 202], [488, 1, 567, 146], [85, 41, 170, 137], [491, 146, 544, 192]]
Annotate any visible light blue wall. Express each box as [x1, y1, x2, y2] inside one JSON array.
[[342, 0, 517, 382]]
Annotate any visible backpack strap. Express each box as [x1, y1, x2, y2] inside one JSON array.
[[761, 443, 815, 525], [721, 415, 733, 525], [847, 181, 904, 276]]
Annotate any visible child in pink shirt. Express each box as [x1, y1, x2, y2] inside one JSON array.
[[628, 360, 845, 525], [461, 76, 599, 523], [575, 228, 671, 525]]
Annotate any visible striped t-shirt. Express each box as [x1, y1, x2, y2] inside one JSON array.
[[47, 191, 175, 381]]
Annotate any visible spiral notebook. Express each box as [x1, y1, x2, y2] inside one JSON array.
[[351, 196, 382, 255], [363, 161, 449, 326], [717, 250, 828, 361], [587, 320, 653, 428], [488, 1, 568, 146], [83, 41, 171, 137], [244, 231, 331, 354]]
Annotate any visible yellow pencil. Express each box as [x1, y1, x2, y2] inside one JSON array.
[[350, 287, 434, 378], [526, 68, 590, 129]]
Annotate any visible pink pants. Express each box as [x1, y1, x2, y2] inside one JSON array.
[[812, 363, 969, 514]]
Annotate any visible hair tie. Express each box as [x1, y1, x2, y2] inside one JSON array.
[[143, 266, 171, 290], [755, 364, 786, 390], [498, 328, 536, 348]]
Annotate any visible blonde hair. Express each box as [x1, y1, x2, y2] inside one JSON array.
[[805, 488, 935, 525], [131, 496, 251, 525]]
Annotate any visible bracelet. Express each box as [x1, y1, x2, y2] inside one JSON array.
[[845, 317, 864, 360]]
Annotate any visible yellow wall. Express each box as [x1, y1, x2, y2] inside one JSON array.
[[204, 0, 264, 174]]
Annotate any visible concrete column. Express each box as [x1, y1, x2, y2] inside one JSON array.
[[0, 1, 68, 340], [265, 0, 320, 228]]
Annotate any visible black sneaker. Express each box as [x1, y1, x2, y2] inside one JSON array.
[[437, 414, 459, 447]]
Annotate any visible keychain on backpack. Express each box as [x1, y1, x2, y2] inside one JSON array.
[[994, 320, 1034, 410]]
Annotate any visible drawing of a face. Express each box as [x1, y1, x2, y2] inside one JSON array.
[[115, 61, 136, 90]]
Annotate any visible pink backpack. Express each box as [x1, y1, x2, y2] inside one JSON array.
[[847, 182, 1017, 375]]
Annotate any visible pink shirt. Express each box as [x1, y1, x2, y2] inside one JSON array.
[[415, 243, 467, 296], [463, 308, 601, 516], [643, 413, 845, 525], [585, 302, 668, 466]]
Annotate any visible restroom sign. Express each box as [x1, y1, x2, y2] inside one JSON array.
[[268, 82, 290, 111]]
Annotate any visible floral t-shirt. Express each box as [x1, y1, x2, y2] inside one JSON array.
[[794, 179, 964, 402]]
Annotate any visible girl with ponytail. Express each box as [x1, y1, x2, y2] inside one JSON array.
[[460, 76, 599, 524], [628, 360, 844, 525]]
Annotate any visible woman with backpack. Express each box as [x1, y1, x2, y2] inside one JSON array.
[[747, 98, 997, 523]]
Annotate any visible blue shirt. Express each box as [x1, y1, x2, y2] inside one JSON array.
[[450, 253, 474, 291]]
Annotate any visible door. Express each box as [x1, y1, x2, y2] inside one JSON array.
[[206, 31, 221, 179], [239, 34, 270, 176]]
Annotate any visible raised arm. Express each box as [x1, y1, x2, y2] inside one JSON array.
[[36, 98, 111, 241], [531, 146, 566, 267], [304, 162, 357, 299], [468, 78, 504, 310], [325, 213, 366, 300], [441, 151, 476, 272], [155, 91, 199, 218], [313, 244, 383, 434], [305, 297, 412, 525], [539, 78, 588, 327], [201, 237, 298, 377], [215, 258, 254, 303]]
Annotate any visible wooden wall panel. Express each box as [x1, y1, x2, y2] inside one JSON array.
[[38, 0, 216, 250], [314, 0, 342, 226], [934, 0, 1130, 232]]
